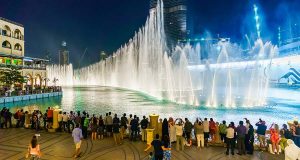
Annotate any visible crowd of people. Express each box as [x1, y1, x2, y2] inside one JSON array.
[[1, 106, 300, 160]]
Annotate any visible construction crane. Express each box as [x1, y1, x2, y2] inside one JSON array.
[[78, 48, 88, 69]]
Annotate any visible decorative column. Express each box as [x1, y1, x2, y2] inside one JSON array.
[[149, 114, 159, 135], [52, 108, 61, 130], [146, 128, 155, 145]]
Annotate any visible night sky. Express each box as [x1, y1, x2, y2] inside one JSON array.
[[1, 0, 300, 68]]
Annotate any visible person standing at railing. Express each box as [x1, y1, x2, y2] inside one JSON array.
[[68, 111, 75, 133], [4, 109, 12, 128], [279, 124, 292, 152], [42, 111, 47, 129], [0, 107, 6, 128], [219, 120, 227, 144], [236, 121, 247, 155], [97, 115, 104, 140], [57, 111, 63, 132], [140, 116, 149, 142], [62, 112, 69, 132], [225, 122, 235, 155], [15, 109, 21, 128], [247, 124, 255, 155], [194, 120, 204, 148], [292, 121, 300, 147], [112, 114, 121, 145], [16, 109, 24, 128], [106, 112, 113, 137], [120, 113, 128, 140], [203, 118, 210, 147], [270, 123, 280, 154], [175, 118, 184, 151], [47, 107, 53, 129], [256, 119, 267, 150], [244, 119, 253, 154]]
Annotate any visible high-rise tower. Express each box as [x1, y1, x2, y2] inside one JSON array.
[[150, 0, 188, 49], [58, 41, 69, 65]]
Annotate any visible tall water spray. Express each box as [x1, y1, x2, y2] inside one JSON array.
[[47, 1, 278, 108], [47, 0, 198, 105]]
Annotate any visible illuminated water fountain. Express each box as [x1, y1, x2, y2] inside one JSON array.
[[47, 0, 278, 108]]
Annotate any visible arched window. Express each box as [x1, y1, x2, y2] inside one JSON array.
[[35, 74, 42, 86], [14, 29, 23, 40], [2, 41, 11, 49], [14, 43, 22, 51], [26, 73, 33, 86], [2, 25, 11, 37]]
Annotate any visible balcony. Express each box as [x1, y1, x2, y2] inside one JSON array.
[[22, 65, 47, 70], [0, 63, 46, 70]]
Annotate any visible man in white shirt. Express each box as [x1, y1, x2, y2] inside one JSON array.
[[175, 118, 184, 151], [106, 112, 113, 137], [203, 118, 209, 146], [62, 112, 69, 132], [127, 114, 133, 137], [226, 122, 235, 155]]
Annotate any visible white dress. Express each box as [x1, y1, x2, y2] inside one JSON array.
[[169, 124, 176, 142]]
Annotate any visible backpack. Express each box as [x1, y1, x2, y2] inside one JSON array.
[[13, 112, 18, 119]]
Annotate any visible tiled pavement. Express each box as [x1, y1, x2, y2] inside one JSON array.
[[0, 128, 284, 160]]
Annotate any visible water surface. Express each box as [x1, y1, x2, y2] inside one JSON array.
[[4, 86, 300, 126]]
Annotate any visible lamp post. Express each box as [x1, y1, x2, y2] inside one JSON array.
[[53, 77, 58, 87], [43, 77, 50, 87]]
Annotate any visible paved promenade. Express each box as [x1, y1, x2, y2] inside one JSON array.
[[0, 128, 283, 160]]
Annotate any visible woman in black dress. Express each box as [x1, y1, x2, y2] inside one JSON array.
[[98, 115, 105, 140], [162, 118, 169, 141]]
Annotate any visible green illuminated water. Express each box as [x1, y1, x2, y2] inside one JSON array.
[[3, 86, 300, 126]]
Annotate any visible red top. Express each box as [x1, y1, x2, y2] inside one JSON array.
[[270, 128, 280, 142], [47, 109, 53, 118], [209, 121, 216, 130]]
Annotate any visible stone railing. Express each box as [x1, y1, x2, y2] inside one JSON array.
[[0, 92, 62, 104]]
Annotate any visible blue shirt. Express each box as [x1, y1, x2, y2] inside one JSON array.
[[151, 139, 163, 156], [256, 123, 267, 135], [72, 128, 83, 143]]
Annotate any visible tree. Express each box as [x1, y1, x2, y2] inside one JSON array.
[[0, 66, 26, 89]]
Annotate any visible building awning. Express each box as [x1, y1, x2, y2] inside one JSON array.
[[24, 57, 49, 62], [0, 52, 49, 62], [0, 52, 23, 59]]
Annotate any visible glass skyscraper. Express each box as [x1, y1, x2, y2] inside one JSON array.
[[150, 0, 188, 49]]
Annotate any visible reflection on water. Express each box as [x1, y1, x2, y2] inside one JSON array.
[[3, 86, 300, 126]]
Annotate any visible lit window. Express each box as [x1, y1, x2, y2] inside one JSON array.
[[168, 5, 187, 13]]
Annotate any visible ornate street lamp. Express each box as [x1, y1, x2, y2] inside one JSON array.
[[53, 77, 59, 87]]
